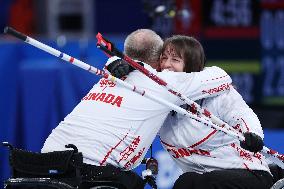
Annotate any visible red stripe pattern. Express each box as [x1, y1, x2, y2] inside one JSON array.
[[189, 129, 217, 148], [202, 75, 228, 83], [69, 57, 74, 63], [100, 133, 129, 166]]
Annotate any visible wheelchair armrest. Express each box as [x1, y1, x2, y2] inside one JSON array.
[[2, 142, 14, 151]]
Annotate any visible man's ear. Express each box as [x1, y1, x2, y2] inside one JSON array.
[[156, 64, 161, 72], [156, 60, 161, 72]]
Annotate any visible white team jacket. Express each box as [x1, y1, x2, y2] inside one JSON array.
[[42, 57, 232, 170], [159, 87, 270, 174]]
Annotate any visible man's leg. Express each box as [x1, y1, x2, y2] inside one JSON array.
[[81, 164, 145, 189], [117, 170, 145, 189], [173, 172, 204, 189]]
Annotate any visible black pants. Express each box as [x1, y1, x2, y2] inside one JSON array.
[[80, 163, 145, 189], [269, 164, 284, 183], [173, 169, 274, 189]]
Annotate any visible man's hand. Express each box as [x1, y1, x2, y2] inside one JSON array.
[[240, 132, 264, 153], [106, 59, 135, 79]]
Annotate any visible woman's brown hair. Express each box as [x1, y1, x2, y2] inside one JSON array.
[[161, 35, 206, 73]]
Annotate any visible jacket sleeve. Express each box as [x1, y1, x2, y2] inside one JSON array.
[[158, 66, 232, 103], [217, 87, 264, 138]]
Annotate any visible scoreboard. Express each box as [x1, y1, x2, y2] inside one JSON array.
[[261, 1, 284, 105], [175, 0, 284, 106], [202, 0, 259, 38]]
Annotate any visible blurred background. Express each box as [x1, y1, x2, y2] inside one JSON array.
[[0, 0, 284, 188]]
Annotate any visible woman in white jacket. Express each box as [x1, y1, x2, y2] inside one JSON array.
[[158, 35, 273, 189]]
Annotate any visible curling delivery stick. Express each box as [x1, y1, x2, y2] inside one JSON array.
[[4, 26, 284, 168], [96, 32, 284, 168]]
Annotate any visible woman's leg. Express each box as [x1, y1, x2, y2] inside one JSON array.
[[173, 169, 273, 189]]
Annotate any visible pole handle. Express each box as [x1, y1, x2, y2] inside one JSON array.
[[3, 26, 27, 41]]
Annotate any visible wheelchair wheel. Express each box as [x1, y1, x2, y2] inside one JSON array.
[[4, 178, 76, 189], [89, 186, 120, 189], [271, 178, 284, 189]]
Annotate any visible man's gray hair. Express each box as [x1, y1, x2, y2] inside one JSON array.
[[124, 29, 163, 65]]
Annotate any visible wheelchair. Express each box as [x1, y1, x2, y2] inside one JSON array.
[[2, 142, 158, 189], [2, 142, 142, 189]]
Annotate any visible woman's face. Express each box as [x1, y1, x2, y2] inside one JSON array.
[[160, 45, 185, 72]]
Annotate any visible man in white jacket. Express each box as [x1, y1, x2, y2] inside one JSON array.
[[158, 35, 273, 189]]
